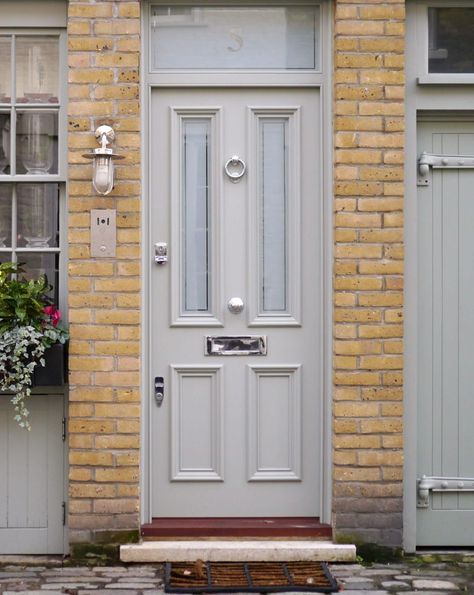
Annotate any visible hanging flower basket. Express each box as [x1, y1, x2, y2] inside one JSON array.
[[33, 342, 67, 386], [0, 262, 69, 429]]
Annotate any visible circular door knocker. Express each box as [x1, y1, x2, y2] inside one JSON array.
[[224, 155, 246, 183]]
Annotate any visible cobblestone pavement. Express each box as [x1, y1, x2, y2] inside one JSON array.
[[0, 560, 473, 594]]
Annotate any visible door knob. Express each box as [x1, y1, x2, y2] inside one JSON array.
[[224, 155, 246, 182], [228, 297, 244, 314]]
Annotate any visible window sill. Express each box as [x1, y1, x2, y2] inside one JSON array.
[[418, 75, 474, 85]]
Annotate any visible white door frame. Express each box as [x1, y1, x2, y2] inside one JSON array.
[[404, 0, 474, 552], [140, 0, 333, 526]]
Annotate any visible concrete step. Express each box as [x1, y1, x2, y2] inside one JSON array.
[[120, 540, 356, 563]]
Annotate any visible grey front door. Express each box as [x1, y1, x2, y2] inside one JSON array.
[[0, 394, 65, 554], [416, 120, 474, 546], [149, 87, 323, 517]]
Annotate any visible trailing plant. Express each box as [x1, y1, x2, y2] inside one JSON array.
[[0, 262, 68, 429]]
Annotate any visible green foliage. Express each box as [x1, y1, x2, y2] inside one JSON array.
[[0, 262, 69, 429], [0, 262, 52, 333]]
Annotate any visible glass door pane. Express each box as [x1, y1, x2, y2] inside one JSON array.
[[182, 119, 211, 313], [259, 119, 288, 312]]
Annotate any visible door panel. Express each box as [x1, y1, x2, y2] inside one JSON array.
[[0, 394, 65, 553], [150, 88, 321, 517], [417, 121, 474, 545]]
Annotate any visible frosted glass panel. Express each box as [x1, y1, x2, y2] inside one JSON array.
[[260, 119, 288, 312], [182, 120, 210, 312], [151, 5, 319, 70], [16, 37, 59, 103]]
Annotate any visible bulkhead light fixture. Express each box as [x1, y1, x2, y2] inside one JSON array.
[[83, 125, 124, 195]]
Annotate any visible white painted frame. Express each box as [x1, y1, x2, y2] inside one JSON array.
[[405, 0, 474, 552], [141, 0, 333, 526]]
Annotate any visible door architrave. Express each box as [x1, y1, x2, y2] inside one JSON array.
[[140, 0, 333, 527]]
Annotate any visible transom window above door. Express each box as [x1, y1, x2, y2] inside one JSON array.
[[149, 4, 321, 71]]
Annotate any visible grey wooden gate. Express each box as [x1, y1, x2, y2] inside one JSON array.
[[0, 393, 65, 554], [416, 120, 474, 546]]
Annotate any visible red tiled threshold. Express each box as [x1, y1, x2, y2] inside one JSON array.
[[141, 518, 332, 540]]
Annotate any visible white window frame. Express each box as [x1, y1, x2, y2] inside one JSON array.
[[416, 0, 474, 85], [0, 28, 68, 312]]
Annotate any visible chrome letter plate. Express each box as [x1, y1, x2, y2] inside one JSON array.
[[206, 336, 267, 356]]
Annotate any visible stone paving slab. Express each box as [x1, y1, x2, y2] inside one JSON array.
[[0, 559, 472, 594]]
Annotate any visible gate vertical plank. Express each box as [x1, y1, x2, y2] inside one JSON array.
[[0, 400, 8, 527], [27, 402, 49, 528]]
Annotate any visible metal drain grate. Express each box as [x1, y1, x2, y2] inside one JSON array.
[[165, 561, 339, 593]]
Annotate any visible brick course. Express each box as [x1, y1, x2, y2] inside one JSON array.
[[67, 0, 141, 544], [333, 0, 405, 546]]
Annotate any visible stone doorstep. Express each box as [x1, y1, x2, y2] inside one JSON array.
[[120, 540, 356, 563]]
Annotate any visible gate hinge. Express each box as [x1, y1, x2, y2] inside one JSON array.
[[418, 152, 474, 186], [62, 417, 67, 441], [62, 501, 67, 526], [417, 475, 474, 508]]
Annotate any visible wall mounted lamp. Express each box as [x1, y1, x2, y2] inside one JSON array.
[[83, 125, 124, 195]]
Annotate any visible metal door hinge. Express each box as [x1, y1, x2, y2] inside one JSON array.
[[62, 417, 67, 442], [62, 501, 67, 525], [417, 475, 474, 508], [418, 152, 474, 186]]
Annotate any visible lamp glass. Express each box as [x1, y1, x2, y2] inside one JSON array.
[[93, 154, 114, 195]]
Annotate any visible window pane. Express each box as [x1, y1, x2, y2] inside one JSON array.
[[16, 111, 58, 174], [151, 5, 319, 70], [259, 119, 288, 312], [17, 183, 59, 248], [16, 36, 59, 103], [0, 184, 12, 248], [182, 119, 210, 312], [429, 8, 474, 73], [0, 37, 11, 102], [0, 113, 10, 175], [16, 252, 59, 302], [0, 253, 13, 264]]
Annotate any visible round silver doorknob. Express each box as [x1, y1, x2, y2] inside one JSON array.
[[228, 297, 244, 314]]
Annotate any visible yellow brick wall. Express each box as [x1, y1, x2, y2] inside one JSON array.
[[64, 0, 406, 548], [67, 0, 141, 544], [333, 0, 405, 546]]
